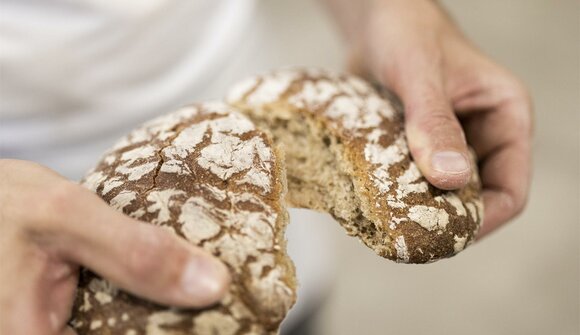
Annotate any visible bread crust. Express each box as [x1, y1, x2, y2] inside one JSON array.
[[227, 69, 483, 264], [71, 103, 296, 335], [70, 69, 484, 334]]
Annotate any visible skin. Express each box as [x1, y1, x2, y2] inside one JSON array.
[[0, 160, 230, 335], [0, 1, 532, 334], [323, 0, 533, 236]]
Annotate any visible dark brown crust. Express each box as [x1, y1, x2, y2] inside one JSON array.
[[227, 69, 483, 264], [70, 103, 295, 335]]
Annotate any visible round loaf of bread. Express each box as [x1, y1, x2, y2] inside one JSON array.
[[70, 103, 296, 334], [226, 69, 483, 264]]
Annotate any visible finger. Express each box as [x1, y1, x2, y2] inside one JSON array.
[[460, 90, 533, 159], [44, 260, 78, 334], [383, 43, 472, 190], [0, 243, 73, 335], [478, 140, 531, 237], [458, 88, 533, 237], [32, 183, 230, 308]]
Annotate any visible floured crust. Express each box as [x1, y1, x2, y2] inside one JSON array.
[[227, 69, 483, 264], [71, 103, 296, 334]]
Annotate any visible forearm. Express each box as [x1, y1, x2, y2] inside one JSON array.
[[320, 0, 455, 44]]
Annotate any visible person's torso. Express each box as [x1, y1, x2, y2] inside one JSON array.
[[0, 0, 256, 177]]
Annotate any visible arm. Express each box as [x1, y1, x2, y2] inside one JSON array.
[[321, 0, 533, 237]]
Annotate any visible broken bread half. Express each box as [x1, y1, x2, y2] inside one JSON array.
[[71, 102, 296, 335], [227, 69, 483, 264]]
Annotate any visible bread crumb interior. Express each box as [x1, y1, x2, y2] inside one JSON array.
[[240, 104, 390, 252]]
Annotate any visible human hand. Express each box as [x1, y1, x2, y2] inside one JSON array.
[[0, 160, 230, 335], [339, 0, 533, 237]]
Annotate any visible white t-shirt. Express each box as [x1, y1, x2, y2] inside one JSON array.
[[0, 0, 336, 329], [1, 0, 257, 177]]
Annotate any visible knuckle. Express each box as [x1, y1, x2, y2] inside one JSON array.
[[514, 87, 534, 137], [507, 101, 533, 140], [127, 230, 162, 276], [127, 228, 182, 282], [423, 111, 457, 126], [42, 182, 80, 216], [503, 189, 528, 220], [508, 78, 533, 108], [509, 78, 531, 101], [417, 112, 464, 139], [509, 80, 533, 110], [37, 182, 83, 224], [495, 78, 534, 141], [511, 193, 529, 218]]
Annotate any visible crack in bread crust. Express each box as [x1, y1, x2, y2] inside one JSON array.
[[227, 69, 483, 264]]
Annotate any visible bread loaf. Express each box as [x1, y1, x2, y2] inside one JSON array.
[[70, 69, 484, 335], [70, 102, 296, 334], [227, 69, 483, 264]]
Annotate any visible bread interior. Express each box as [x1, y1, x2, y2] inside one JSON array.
[[238, 104, 391, 254]]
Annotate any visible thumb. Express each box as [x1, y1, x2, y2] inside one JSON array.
[[383, 49, 472, 190], [44, 183, 230, 308]]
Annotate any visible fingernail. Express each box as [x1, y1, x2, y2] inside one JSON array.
[[181, 256, 228, 303], [431, 151, 470, 174]]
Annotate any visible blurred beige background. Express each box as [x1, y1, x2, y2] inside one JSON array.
[[244, 1, 579, 334]]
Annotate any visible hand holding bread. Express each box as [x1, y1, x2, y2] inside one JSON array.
[[0, 160, 230, 335]]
